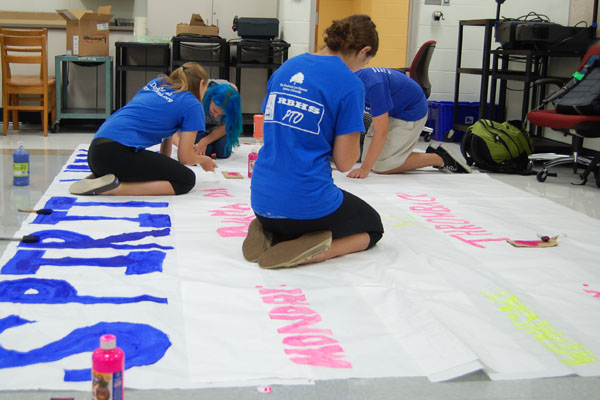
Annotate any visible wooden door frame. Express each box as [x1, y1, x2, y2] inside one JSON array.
[[314, 0, 320, 51]]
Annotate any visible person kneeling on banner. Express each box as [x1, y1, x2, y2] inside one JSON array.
[[349, 66, 471, 178], [171, 79, 242, 159], [69, 62, 216, 196], [242, 15, 384, 269]]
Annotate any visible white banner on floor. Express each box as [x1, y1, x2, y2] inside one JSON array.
[[0, 144, 598, 390]]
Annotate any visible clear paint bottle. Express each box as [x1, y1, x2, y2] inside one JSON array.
[[13, 141, 29, 186], [92, 334, 125, 400]]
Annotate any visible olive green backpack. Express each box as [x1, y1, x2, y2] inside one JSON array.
[[460, 119, 534, 174]]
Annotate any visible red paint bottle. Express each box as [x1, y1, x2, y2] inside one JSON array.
[[92, 334, 125, 400]]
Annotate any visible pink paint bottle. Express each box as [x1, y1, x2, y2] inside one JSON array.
[[92, 334, 125, 400], [248, 114, 264, 178], [248, 151, 258, 178]]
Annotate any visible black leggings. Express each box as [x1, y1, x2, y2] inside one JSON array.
[[87, 138, 196, 195], [256, 190, 384, 249]]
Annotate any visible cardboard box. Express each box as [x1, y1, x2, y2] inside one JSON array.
[[57, 6, 113, 56], [176, 14, 219, 36]]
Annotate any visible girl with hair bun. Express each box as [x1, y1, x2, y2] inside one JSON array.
[[243, 14, 384, 269], [70, 62, 217, 196]]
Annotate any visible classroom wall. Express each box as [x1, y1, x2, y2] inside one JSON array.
[[279, 0, 600, 150], [279, 0, 584, 104], [570, 0, 599, 34], [0, 0, 144, 20], [408, 0, 571, 103], [0, 0, 278, 115], [278, 0, 313, 59], [147, 0, 279, 114], [0, 1, 144, 107], [3, 0, 600, 150], [409, 0, 600, 150]]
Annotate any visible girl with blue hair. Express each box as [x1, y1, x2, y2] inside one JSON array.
[[197, 81, 242, 158], [172, 80, 242, 158]]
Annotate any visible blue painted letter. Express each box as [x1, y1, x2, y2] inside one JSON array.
[[1, 250, 166, 275], [0, 319, 172, 382]]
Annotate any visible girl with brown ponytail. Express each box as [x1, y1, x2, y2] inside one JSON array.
[[243, 14, 384, 269], [70, 62, 217, 196]]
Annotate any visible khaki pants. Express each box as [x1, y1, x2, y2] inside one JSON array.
[[363, 114, 428, 172]]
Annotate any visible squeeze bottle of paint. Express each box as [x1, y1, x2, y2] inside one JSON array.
[[13, 141, 29, 186], [248, 114, 264, 178], [92, 334, 125, 400]]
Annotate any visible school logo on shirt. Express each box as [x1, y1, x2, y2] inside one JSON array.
[[289, 72, 304, 85], [143, 81, 174, 103], [264, 92, 324, 135], [370, 67, 391, 75]]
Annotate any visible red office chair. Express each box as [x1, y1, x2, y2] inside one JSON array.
[[408, 40, 436, 99], [526, 44, 600, 186], [395, 40, 437, 140]]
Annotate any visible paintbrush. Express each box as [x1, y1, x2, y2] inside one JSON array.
[[0, 235, 40, 243], [18, 208, 53, 215]]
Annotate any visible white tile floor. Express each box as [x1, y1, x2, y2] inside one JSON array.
[[1, 124, 599, 399]]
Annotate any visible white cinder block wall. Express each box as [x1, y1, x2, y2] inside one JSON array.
[[277, 0, 600, 150], [278, 0, 571, 104], [278, 0, 315, 58], [147, 0, 278, 114], [2, 0, 599, 149], [410, 0, 571, 103]]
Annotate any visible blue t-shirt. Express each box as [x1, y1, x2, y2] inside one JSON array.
[[95, 78, 205, 150], [355, 67, 428, 121], [251, 53, 365, 219]]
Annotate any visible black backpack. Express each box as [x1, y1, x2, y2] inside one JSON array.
[[461, 119, 534, 174], [555, 64, 600, 115]]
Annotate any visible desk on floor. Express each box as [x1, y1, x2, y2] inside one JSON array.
[[54, 55, 112, 128]]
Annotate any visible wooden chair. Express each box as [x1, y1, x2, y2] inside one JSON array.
[[0, 28, 56, 136]]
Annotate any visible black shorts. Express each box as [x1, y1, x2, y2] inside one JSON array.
[[87, 138, 196, 195], [256, 190, 383, 249]]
